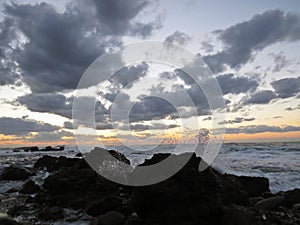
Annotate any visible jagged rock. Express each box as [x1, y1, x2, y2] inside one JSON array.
[[91, 211, 125, 225], [19, 180, 40, 194], [254, 196, 284, 210], [0, 166, 31, 181]]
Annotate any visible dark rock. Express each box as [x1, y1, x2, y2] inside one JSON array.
[[254, 196, 284, 210], [85, 147, 131, 165], [91, 211, 125, 225], [131, 153, 223, 225], [38, 206, 65, 221], [224, 175, 270, 197], [282, 189, 300, 207], [24, 146, 39, 152], [222, 205, 258, 225], [0, 166, 31, 181], [125, 214, 142, 225], [0, 218, 22, 225], [34, 155, 81, 171], [86, 196, 123, 217], [75, 153, 83, 157], [19, 180, 40, 194]]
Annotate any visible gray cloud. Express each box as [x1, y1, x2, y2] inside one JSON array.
[[225, 125, 300, 134], [219, 117, 255, 125], [109, 62, 149, 88], [0, 117, 59, 135], [216, 73, 258, 95], [165, 31, 191, 46], [0, 0, 160, 93], [270, 52, 291, 72], [244, 90, 276, 104], [203, 10, 300, 73], [271, 77, 300, 98]]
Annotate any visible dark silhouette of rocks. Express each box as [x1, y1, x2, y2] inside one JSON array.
[[2, 149, 300, 225]]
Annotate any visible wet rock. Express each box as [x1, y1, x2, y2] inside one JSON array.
[[0, 166, 31, 181], [91, 211, 125, 225], [254, 196, 284, 211], [282, 188, 300, 208], [38, 206, 65, 221], [19, 180, 40, 194], [0, 218, 22, 225], [6, 188, 18, 193]]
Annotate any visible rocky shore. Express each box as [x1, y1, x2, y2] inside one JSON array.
[[0, 147, 299, 225]]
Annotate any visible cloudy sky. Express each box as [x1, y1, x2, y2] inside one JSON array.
[[0, 0, 299, 147]]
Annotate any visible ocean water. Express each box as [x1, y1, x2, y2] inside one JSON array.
[[0, 142, 299, 193]]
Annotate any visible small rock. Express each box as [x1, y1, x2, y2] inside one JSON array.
[[92, 211, 125, 225], [0, 166, 31, 181], [254, 196, 284, 211], [125, 214, 141, 225], [19, 180, 40, 194]]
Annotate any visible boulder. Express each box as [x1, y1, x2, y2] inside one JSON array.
[[19, 180, 40, 194], [254, 196, 284, 211], [91, 211, 125, 225], [0, 166, 31, 181]]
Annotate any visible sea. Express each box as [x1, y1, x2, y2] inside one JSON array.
[[0, 142, 299, 194]]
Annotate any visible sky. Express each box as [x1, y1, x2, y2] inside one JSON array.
[[0, 0, 299, 147]]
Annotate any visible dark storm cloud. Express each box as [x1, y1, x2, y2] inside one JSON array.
[[18, 93, 73, 118], [200, 41, 214, 53], [203, 10, 300, 73], [0, 117, 59, 135], [165, 31, 191, 46], [0, 0, 160, 93], [244, 90, 276, 105], [271, 77, 300, 98], [219, 117, 255, 125], [18, 93, 108, 121], [216, 74, 258, 95], [225, 125, 300, 134]]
